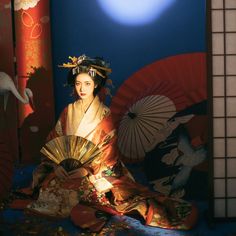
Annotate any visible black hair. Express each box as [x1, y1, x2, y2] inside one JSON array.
[[66, 56, 110, 96]]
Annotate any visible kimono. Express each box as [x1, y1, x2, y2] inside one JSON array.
[[25, 96, 198, 232]]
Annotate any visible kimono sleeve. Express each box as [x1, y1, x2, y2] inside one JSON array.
[[32, 106, 68, 187], [89, 130, 119, 175]]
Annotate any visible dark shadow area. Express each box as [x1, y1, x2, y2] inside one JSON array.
[[19, 67, 55, 164]]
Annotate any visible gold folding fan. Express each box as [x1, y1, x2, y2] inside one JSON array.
[[40, 135, 102, 171]]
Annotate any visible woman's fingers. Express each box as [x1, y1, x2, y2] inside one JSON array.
[[68, 169, 77, 175], [54, 166, 89, 179], [60, 167, 69, 177], [55, 166, 69, 179], [68, 167, 88, 178]]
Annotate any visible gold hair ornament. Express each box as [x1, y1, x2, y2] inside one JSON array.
[[58, 55, 112, 78], [59, 54, 114, 97]]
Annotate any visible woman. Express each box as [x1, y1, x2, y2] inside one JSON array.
[[26, 55, 198, 232]]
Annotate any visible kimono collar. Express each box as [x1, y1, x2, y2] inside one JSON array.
[[66, 96, 109, 140]]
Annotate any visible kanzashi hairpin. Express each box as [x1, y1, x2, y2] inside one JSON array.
[[58, 55, 112, 74]]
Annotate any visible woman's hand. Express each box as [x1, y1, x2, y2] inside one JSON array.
[[68, 167, 88, 179], [54, 165, 69, 179]]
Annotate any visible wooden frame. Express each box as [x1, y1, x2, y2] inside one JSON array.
[[208, 0, 236, 222]]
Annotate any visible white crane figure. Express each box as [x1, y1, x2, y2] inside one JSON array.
[[0, 71, 33, 111]]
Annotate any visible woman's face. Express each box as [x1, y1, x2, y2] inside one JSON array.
[[75, 73, 96, 101]]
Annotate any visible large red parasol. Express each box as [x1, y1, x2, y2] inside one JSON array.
[[111, 53, 206, 162]]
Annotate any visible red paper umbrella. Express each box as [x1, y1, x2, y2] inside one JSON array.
[[0, 134, 14, 200], [111, 53, 206, 161]]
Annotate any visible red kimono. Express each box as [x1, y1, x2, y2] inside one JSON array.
[[24, 96, 198, 232]]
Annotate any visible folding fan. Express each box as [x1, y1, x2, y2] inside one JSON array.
[[111, 52, 207, 162], [40, 135, 102, 171]]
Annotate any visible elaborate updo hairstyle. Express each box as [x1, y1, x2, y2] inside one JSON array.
[[66, 55, 111, 96]]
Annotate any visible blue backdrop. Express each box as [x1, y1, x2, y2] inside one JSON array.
[[50, 0, 206, 117]]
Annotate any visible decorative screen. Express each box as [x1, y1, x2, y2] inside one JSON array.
[[210, 0, 236, 219]]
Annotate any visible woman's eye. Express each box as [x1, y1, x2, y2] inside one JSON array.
[[85, 83, 91, 86]]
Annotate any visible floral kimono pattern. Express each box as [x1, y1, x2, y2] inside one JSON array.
[[26, 96, 198, 231]]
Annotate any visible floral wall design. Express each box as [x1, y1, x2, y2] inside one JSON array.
[[0, 0, 55, 164], [13, 0, 55, 163]]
